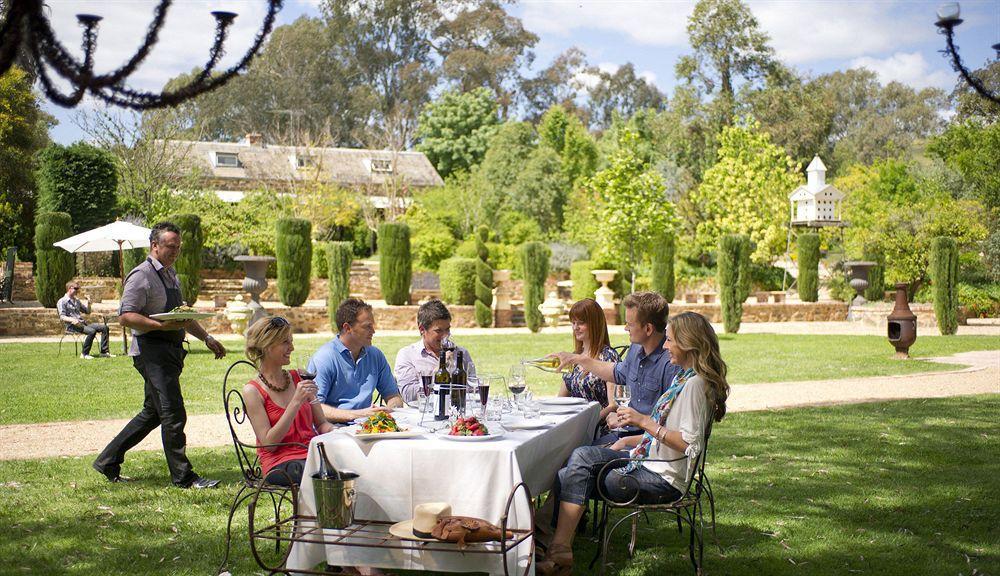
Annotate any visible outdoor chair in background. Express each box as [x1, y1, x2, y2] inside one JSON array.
[[589, 419, 717, 576], [0, 247, 15, 303], [218, 360, 304, 575], [58, 325, 84, 356]]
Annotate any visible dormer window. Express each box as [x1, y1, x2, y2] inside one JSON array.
[[370, 158, 393, 174], [215, 152, 239, 168]]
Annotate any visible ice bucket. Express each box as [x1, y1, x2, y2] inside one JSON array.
[[312, 470, 359, 529]]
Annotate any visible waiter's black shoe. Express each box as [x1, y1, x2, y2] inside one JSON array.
[[92, 461, 132, 483], [181, 475, 221, 489]]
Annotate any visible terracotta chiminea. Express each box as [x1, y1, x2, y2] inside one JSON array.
[[887, 283, 917, 358]]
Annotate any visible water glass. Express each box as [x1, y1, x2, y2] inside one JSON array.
[[486, 396, 504, 421]]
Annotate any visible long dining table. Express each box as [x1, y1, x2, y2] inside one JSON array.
[[285, 401, 601, 575]]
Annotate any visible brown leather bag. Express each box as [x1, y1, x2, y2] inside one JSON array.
[[431, 516, 513, 548]]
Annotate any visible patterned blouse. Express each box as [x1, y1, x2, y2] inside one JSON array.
[[562, 345, 620, 406]]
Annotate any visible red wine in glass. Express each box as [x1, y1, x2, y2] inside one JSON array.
[[420, 374, 433, 398], [478, 383, 490, 407]]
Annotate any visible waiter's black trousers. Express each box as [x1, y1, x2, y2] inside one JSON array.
[[94, 341, 195, 486]]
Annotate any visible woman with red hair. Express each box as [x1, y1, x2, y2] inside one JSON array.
[[559, 298, 619, 427]]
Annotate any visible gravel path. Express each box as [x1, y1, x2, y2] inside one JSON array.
[[1, 351, 996, 462]]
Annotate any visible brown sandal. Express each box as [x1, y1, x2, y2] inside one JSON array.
[[536, 544, 573, 576]]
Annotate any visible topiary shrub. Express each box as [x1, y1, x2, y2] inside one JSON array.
[[797, 233, 820, 302], [439, 257, 477, 304], [522, 241, 550, 333], [570, 260, 598, 301], [474, 225, 493, 327], [378, 222, 412, 305], [930, 236, 959, 335], [172, 214, 203, 306], [326, 241, 353, 331], [313, 242, 329, 279], [717, 234, 750, 334], [863, 246, 886, 302], [35, 212, 75, 308], [276, 218, 312, 307], [651, 232, 675, 302], [36, 143, 118, 235]]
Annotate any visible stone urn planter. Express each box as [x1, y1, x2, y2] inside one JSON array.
[[492, 269, 512, 327], [225, 297, 252, 335], [592, 269, 618, 325], [234, 255, 276, 329]]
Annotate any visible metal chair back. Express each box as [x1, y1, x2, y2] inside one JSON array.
[[223, 360, 267, 485]]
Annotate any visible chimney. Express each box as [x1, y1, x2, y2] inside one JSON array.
[[246, 132, 264, 147]]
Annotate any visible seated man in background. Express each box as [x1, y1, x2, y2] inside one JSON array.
[[310, 298, 403, 423], [58, 280, 112, 359], [394, 299, 477, 405]]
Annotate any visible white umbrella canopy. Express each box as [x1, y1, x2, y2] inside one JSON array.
[[53, 220, 151, 253]]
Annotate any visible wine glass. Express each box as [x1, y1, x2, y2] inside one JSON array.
[[508, 365, 526, 410], [419, 370, 435, 413], [296, 359, 320, 404], [612, 384, 631, 428], [472, 376, 490, 417]]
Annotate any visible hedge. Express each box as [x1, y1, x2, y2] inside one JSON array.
[[276, 218, 312, 307], [378, 222, 412, 305], [172, 214, 203, 306], [34, 212, 75, 308], [570, 260, 598, 301], [439, 257, 477, 305], [797, 233, 820, 303], [313, 242, 329, 279], [522, 241, 550, 333], [474, 225, 493, 327], [35, 143, 118, 235], [863, 246, 885, 302], [930, 236, 959, 335], [717, 234, 750, 334], [651, 232, 675, 302], [326, 241, 353, 331]]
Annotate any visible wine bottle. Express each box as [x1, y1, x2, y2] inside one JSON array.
[[434, 347, 450, 421], [523, 356, 568, 373], [317, 442, 340, 480], [451, 350, 467, 412]]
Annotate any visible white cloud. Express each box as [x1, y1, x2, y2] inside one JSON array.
[[520, 0, 693, 47], [639, 70, 658, 85], [850, 51, 954, 90], [751, 1, 935, 64]]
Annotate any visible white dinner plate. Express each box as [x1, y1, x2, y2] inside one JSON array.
[[503, 418, 553, 430], [437, 431, 505, 442], [538, 397, 588, 406], [539, 405, 583, 415], [346, 425, 427, 440], [150, 311, 216, 320]]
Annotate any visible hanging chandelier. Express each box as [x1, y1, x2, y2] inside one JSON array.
[[935, 2, 1000, 105], [0, 0, 283, 109]]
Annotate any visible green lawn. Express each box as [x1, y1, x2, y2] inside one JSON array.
[[0, 333, 996, 425], [1, 396, 996, 575]]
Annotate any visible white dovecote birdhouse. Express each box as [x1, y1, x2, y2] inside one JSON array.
[[789, 156, 844, 225]]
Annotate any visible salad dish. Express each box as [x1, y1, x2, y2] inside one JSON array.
[[151, 305, 215, 320]]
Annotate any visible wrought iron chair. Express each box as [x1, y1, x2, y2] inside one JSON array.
[[58, 326, 84, 356], [218, 360, 305, 575], [590, 420, 716, 576]]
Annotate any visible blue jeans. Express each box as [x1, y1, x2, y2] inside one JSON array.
[[555, 446, 682, 507]]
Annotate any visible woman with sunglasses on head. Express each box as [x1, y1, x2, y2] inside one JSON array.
[[243, 316, 334, 486], [537, 311, 730, 576], [559, 299, 620, 430]]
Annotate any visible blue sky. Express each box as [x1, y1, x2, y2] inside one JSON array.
[[42, 0, 1000, 145]]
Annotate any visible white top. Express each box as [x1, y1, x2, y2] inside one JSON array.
[[644, 374, 712, 492]]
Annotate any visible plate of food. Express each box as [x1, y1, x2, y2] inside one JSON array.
[[150, 306, 216, 321], [438, 416, 504, 441], [351, 412, 426, 440], [538, 397, 589, 406]]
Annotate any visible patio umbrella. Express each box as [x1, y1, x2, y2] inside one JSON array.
[[54, 220, 151, 286]]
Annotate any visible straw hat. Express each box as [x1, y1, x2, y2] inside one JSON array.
[[389, 502, 452, 541]]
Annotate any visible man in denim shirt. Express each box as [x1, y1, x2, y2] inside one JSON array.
[[554, 292, 679, 445]]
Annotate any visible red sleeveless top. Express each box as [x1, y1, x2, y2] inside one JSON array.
[[247, 370, 317, 475]]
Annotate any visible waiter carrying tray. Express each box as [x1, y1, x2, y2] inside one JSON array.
[[93, 221, 227, 489]]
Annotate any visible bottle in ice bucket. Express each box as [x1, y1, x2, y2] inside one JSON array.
[[434, 346, 451, 420], [317, 442, 340, 480], [451, 350, 467, 413], [523, 356, 566, 372]]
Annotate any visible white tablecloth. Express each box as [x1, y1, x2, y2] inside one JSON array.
[[286, 403, 601, 575]]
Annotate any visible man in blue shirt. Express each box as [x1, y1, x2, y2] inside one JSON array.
[[554, 291, 679, 445], [310, 298, 403, 423]]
